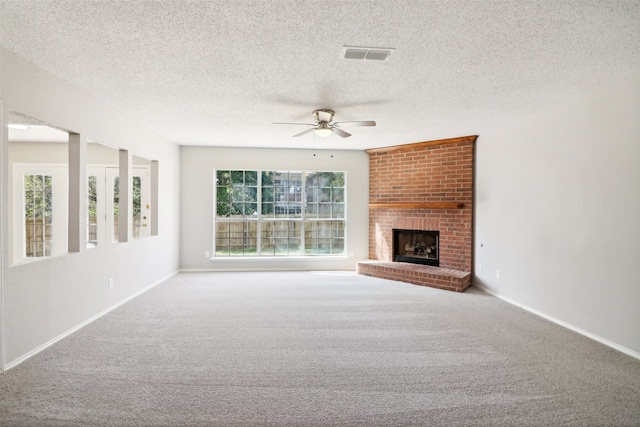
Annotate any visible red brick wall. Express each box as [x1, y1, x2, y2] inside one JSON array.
[[367, 137, 476, 272]]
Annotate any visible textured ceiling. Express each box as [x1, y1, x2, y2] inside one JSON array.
[[1, 0, 639, 150]]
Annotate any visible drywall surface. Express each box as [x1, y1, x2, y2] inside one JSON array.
[[0, 49, 181, 367], [475, 74, 640, 355], [180, 146, 369, 270]]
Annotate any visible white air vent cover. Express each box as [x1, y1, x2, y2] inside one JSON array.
[[341, 46, 395, 61]]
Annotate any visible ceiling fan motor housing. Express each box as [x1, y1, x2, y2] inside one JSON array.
[[313, 109, 335, 124]]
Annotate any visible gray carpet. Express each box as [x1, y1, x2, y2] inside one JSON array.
[[1, 271, 639, 426]]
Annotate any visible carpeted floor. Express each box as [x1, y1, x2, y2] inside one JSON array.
[[1, 271, 639, 426]]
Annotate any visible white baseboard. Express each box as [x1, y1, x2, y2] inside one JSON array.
[[473, 283, 640, 361], [4, 270, 179, 372]]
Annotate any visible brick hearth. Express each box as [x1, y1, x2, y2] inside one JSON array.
[[357, 260, 472, 292], [359, 135, 476, 292]]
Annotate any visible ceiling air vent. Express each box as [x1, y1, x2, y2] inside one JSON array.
[[341, 46, 395, 62]]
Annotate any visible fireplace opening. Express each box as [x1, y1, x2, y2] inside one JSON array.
[[393, 229, 439, 266]]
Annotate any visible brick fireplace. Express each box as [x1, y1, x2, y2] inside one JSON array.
[[357, 135, 476, 292]]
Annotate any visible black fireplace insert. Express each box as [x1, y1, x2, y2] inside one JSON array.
[[393, 229, 439, 266]]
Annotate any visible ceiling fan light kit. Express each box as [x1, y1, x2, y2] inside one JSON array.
[[274, 109, 376, 139], [315, 122, 333, 137]]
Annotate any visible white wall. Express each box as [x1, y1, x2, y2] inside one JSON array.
[[180, 146, 369, 271], [475, 74, 640, 356], [0, 49, 181, 368]]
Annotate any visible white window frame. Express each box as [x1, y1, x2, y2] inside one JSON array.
[[213, 169, 346, 257], [12, 163, 68, 264], [131, 165, 151, 239]]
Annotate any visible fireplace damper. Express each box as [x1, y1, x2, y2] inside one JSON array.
[[393, 229, 439, 266]]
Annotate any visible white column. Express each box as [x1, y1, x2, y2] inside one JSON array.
[[68, 132, 86, 253]]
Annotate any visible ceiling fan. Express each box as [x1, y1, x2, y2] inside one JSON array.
[[274, 109, 376, 138]]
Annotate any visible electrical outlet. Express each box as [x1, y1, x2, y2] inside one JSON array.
[[479, 264, 483, 272], [108, 278, 114, 289], [205, 251, 210, 258], [349, 251, 354, 257], [496, 269, 500, 279]]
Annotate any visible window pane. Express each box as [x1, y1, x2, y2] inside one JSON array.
[[231, 170, 244, 185], [264, 220, 302, 255], [24, 175, 54, 258], [261, 202, 274, 218], [331, 172, 345, 187], [132, 176, 142, 239], [333, 204, 344, 219], [215, 221, 230, 256], [319, 187, 331, 203], [244, 187, 257, 202], [113, 176, 120, 243], [260, 221, 275, 255], [220, 220, 257, 255], [244, 203, 258, 217], [333, 188, 344, 203], [245, 171, 257, 185], [87, 175, 98, 247], [262, 188, 275, 203], [216, 170, 230, 186], [318, 204, 332, 218]]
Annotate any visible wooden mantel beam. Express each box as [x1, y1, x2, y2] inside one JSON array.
[[368, 202, 464, 209]]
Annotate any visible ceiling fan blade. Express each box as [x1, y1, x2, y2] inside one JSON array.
[[273, 122, 315, 126], [292, 128, 317, 137], [333, 120, 376, 127], [332, 127, 352, 138]]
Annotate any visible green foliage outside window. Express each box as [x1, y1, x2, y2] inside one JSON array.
[[24, 174, 53, 257]]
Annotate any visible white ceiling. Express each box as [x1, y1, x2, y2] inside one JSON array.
[[1, 0, 639, 150]]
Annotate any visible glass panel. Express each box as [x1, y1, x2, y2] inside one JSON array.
[[231, 170, 244, 186], [262, 188, 275, 203], [333, 188, 344, 203], [113, 176, 120, 243], [318, 186, 331, 203], [219, 220, 257, 256], [132, 176, 141, 238], [333, 204, 344, 219], [260, 221, 275, 255], [132, 156, 152, 239], [244, 203, 258, 217], [245, 170, 257, 185], [24, 174, 53, 258], [87, 175, 98, 247], [215, 221, 230, 256], [318, 239, 332, 254], [216, 170, 230, 186], [244, 187, 257, 202], [288, 172, 302, 203], [243, 221, 258, 255], [261, 202, 274, 218], [318, 204, 332, 218]]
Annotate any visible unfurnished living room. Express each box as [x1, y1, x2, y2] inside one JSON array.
[[1, 1, 639, 426]]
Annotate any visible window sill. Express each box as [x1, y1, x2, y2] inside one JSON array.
[[209, 255, 349, 261]]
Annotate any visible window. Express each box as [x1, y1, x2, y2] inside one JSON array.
[[132, 157, 152, 239], [24, 174, 53, 257], [12, 164, 68, 262], [215, 170, 346, 257], [87, 175, 98, 247]]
